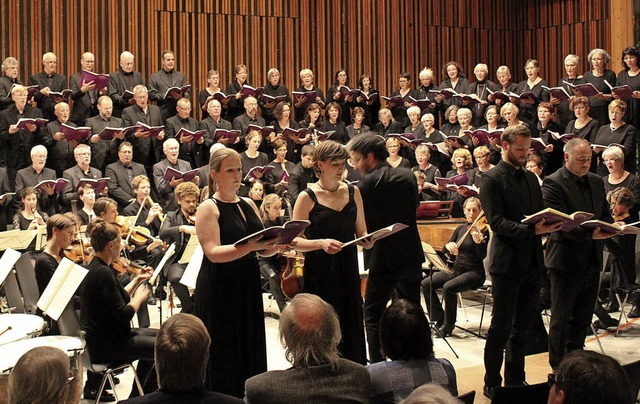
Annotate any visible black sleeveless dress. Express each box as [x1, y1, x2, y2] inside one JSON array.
[[302, 186, 366, 364], [193, 197, 267, 397]]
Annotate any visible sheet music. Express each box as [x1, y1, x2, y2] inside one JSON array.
[[35, 225, 47, 250], [178, 235, 199, 264], [37, 258, 89, 321], [0, 249, 21, 286], [150, 243, 176, 285], [0, 229, 37, 251], [180, 245, 203, 289]]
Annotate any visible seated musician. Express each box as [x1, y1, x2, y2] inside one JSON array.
[[257, 194, 289, 313], [13, 186, 48, 232], [122, 175, 163, 236], [421, 197, 488, 337], [158, 181, 199, 314], [80, 218, 158, 400], [34, 213, 76, 334], [77, 184, 96, 225]]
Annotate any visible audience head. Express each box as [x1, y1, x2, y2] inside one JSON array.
[[8, 346, 72, 404], [548, 350, 633, 404], [313, 140, 348, 177], [501, 124, 531, 168], [346, 133, 388, 173], [45, 213, 76, 242], [154, 313, 210, 392], [279, 293, 341, 368], [401, 383, 459, 404], [379, 299, 434, 361]]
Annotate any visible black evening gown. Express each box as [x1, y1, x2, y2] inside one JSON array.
[[301, 186, 366, 365], [193, 197, 267, 398]]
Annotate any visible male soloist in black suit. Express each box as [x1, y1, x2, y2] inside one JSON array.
[[541, 137, 614, 370], [478, 125, 562, 399], [347, 134, 424, 363]]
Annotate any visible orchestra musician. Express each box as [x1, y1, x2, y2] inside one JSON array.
[[158, 181, 199, 314], [13, 186, 48, 252], [80, 218, 158, 400], [421, 197, 488, 337], [76, 184, 96, 225], [122, 175, 164, 236], [193, 147, 280, 397]]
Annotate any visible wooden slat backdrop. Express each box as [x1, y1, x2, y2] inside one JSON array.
[[0, 0, 622, 118]]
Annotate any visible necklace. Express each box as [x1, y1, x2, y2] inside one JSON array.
[[317, 181, 339, 192]]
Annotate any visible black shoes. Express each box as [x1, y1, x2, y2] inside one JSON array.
[[437, 324, 454, 338], [83, 389, 116, 402], [483, 385, 495, 399], [593, 317, 619, 330], [604, 302, 620, 313]]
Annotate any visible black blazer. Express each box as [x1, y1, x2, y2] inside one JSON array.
[[164, 115, 206, 168], [152, 158, 192, 211], [105, 160, 147, 210], [85, 115, 124, 173], [69, 71, 99, 125], [0, 105, 44, 180], [479, 161, 545, 275], [148, 69, 188, 122], [121, 104, 164, 166], [542, 166, 611, 272], [61, 165, 103, 208], [15, 166, 59, 216], [107, 69, 145, 117], [29, 71, 67, 121]]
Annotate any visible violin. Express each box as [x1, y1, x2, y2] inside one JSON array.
[[63, 238, 94, 265], [470, 216, 489, 236], [115, 216, 168, 250], [112, 257, 150, 275]]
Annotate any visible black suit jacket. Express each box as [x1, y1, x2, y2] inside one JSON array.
[[61, 165, 103, 208], [0, 76, 22, 111], [15, 166, 59, 216], [165, 115, 206, 168], [357, 163, 424, 278], [148, 69, 189, 122], [122, 104, 164, 166], [542, 166, 611, 272], [85, 115, 124, 172], [479, 160, 545, 275], [105, 160, 147, 210], [28, 71, 67, 121], [69, 71, 99, 125], [107, 69, 144, 117], [158, 209, 194, 262], [152, 158, 192, 211], [41, 120, 80, 177], [0, 167, 13, 230], [0, 105, 44, 183]]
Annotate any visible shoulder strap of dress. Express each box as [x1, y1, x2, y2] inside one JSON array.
[[348, 184, 355, 200], [305, 188, 318, 203]]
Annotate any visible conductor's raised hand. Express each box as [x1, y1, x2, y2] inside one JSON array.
[[534, 218, 563, 235]]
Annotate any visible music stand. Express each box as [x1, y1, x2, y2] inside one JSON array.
[[422, 242, 458, 358]]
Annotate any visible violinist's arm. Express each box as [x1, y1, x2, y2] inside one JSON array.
[[196, 199, 276, 263]]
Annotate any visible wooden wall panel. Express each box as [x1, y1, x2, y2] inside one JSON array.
[[0, 0, 620, 118]]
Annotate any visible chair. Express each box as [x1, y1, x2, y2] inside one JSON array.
[[455, 390, 475, 404], [490, 382, 550, 404], [13, 252, 38, 314], [57, 302, 144, 403]]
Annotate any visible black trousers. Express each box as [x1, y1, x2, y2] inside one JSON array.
[[548, 263, 599, 370], [421, 269, 484, 327], [484, 267, 540, 387], [85, 327, 158, 397], [166, 262, 194, 313], [364, 264, 421, 363], [259, 260, 287, 313]]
